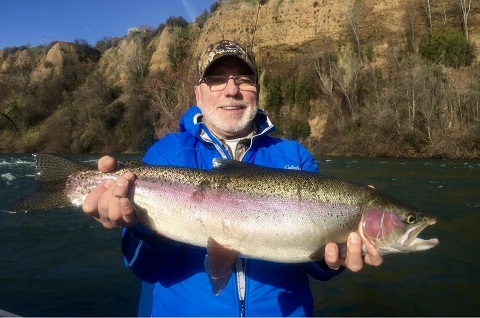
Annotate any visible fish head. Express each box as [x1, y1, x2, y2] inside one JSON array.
[[360, 204, 439, 255]]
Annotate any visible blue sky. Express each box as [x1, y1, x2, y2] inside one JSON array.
[[0, 0, 214, 49]]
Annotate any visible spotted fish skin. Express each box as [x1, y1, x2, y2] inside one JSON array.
[[14, 154, 439, 262]]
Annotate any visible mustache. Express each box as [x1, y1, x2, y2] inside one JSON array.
[[216, 99, 248, 108]]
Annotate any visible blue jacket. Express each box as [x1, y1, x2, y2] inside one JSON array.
[[122, 106, 343, 317]]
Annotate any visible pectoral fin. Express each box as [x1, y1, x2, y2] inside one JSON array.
[[204, 237, 238, 296]]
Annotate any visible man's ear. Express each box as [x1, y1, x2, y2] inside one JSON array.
[[194, 85, 200, 103]]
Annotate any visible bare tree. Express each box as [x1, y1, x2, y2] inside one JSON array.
[[346, 14, 361, 59], [422, 0, 434, 32], [346, 1, 363, 60], [460, 0, 473, 41], [147, 80, 188, 137], [404, 1, 417, 52], [314, 46, 361, 126], [314, 56, 347, 129], [125, 37, 147, 84], [314, 59, 334, 97]]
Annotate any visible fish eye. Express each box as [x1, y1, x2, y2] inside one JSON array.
[[405, 214, 416, 224]]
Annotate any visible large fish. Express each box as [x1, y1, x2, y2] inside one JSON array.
[[13, 154, 439, 294]]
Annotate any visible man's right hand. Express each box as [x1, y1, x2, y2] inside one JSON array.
[[82, 156, 138, 229]]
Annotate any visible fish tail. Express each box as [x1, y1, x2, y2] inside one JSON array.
[[11, 154, 93, 212]]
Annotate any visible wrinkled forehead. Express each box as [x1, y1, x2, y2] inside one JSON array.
[[204, 56, 255, 77]]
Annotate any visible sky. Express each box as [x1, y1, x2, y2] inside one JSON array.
[[0, 0, 215, 49]]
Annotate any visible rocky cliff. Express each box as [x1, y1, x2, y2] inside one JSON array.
[[196, 0, 479, 67], [2, 0, 478, 84], [0, 0, 479, 157]]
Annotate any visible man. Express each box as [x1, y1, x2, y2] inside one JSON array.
[[83, 40, 382, 316]]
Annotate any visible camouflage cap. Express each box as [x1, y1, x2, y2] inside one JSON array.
[[197, 40, 257, 80]]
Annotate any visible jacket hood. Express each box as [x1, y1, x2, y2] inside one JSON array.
[[178, 106, 275, 138]]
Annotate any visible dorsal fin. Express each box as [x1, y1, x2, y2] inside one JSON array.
[[118, 160, 144, 169], [35, 153, 92, 183], [212, 158, 269, 173]]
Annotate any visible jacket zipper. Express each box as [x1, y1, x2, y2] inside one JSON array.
[[198, 121, 273, 317], [236, 258, 246, 317], [238, 125, 274, 162]]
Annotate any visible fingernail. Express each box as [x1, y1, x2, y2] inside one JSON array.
[[326, 245, 336, 255], [349, 233, 359, 243], [116, 177, 127, 186]]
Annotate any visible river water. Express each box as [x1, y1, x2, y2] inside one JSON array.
[[0, 154, 479, 316]]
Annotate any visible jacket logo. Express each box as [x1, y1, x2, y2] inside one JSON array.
[[284, 164, 300, 170]]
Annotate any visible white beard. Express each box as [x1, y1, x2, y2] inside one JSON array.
[[198, 95, 257, 136]]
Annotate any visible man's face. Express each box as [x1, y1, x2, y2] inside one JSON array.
[[195, 56, 258, 139]]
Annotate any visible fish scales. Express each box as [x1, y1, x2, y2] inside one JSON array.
[[131, 177, 360, 262], [62, 164, 366, 262], [14, 154, 439, 264]]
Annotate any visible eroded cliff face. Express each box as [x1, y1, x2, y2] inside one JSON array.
[[148, 29, 174, 75], [98, 36, 144, 86], [2, 0, 478, 88], [195, 0, 479, 67], [1, 49, 32, 73], [31, 42, 80, 84]]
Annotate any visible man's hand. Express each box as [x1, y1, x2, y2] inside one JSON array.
[[324, 232, 383, 271], [82, 156, 138, 229]]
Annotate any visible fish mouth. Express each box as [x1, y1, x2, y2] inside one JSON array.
[[401, 217, 439, 251]]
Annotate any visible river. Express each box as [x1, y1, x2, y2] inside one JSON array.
[[0, 154, 478, 316]]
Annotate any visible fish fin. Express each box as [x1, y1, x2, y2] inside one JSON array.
[[11, 154, 92, 212], [212, 158, 267, 173], [118, 160, 144, 169], [35, 153, 92, 183], [204, 237, 238, 296], [11, 190, 72, 212]]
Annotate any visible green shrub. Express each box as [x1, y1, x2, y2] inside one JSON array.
[[73, 38, 101, 62], [287, 119, 310, 139], [1, 45, 30, 59], [210, 0, 225, 13], [264, 79, 282, 115], [166, 16, 189, 28], [284, 78, 296, 106], [195, 10, 210, 28], [44, 61, 54, 68], [294, 80, 310, 112], [365, 43, 374, 63], [419, 28, 474, 68]]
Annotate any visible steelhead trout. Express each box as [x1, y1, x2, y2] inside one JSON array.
[[13, 154, 439, 294]]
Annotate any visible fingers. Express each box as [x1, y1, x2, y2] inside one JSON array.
[[324, 242, 342, 270], [82, 157, 138, 229], [82, 179, 113, 218], [105, 173, 137, 228], [323, 232, 383, 272], [344, 232, 364, 272], [98, 156, 117, 172], [363, 239, 383, 266]]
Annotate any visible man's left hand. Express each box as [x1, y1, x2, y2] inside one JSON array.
[[323, 232, 383, 271]]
